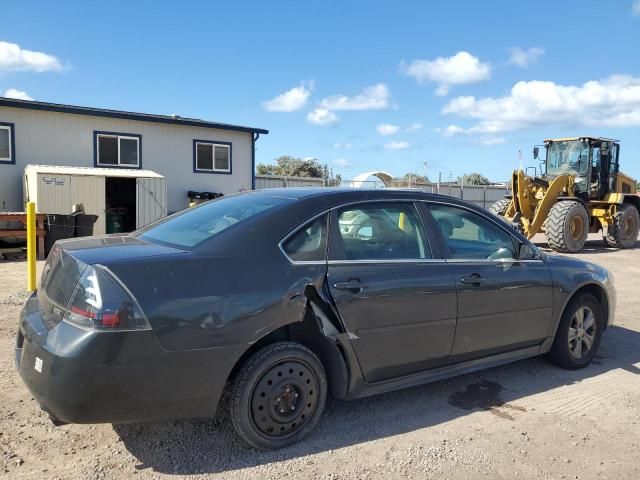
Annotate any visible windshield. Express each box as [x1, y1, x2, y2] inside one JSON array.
[[137, 194, 291, 248], [546, 141, 590, 177]]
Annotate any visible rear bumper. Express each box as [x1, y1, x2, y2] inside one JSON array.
[[16, 294, 240, 424]]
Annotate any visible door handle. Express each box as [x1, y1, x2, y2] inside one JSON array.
[[460, 274, 487, 285], [333, 279, 366, 291]]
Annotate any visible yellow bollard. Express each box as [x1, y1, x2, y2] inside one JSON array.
[[26, 202, 37, 292], [398, 212, 407, 232]]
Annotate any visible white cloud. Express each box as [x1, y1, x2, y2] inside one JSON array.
[[376, 123, 400, 136], [262, 82, 313, 112], [384, 140, 410, 150], [633, 0, 640, 15], [332, 158, 353, 167], [3, 88, 33, 100], [439, 124, 465, 137], [333, 142, 352, 149], [319, 83, 390, 110], [307, 108, 339, 126], [401, 51, 491, 96], [507, 47, 545, 68], [480, 136, 506, 146], [441, 75, 640, 135], [406, 122, 423, 132], [0, 41, 62, 73]]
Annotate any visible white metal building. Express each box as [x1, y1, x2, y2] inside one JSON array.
[[0, 97, 268, 214], [24, 165, 167, 235]]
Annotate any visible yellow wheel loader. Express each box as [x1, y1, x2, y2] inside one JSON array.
[[490, 137, 639, 253]]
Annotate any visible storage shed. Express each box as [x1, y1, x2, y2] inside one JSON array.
[[24, 165, 167, 235]]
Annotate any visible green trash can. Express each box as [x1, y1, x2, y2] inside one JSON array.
[[105, 208, 127, 234]]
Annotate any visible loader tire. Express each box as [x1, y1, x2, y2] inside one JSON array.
[[546, 200, 589, 253], [489, 199, 511, 217], [604, 204, 639, 249]]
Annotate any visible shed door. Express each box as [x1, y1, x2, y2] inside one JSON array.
[[70, 175, 106, 235], [136, 177, 167, 229]]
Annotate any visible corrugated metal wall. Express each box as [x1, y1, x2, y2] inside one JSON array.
[[136, 177, 167, 228], [254, 176, 510, 210], [255, 175, 324, 189], [418, 184, 509, 209]]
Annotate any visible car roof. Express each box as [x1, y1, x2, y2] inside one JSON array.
[[248, 187, 443, 201]]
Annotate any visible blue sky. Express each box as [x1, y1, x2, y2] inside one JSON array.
[[2, 0, 640, 182]]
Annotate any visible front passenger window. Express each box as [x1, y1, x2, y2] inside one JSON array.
[[430, 205, 516, 260]]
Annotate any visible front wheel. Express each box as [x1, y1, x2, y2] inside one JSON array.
[[547, 293, 604, 370], [230, 342, 327, 449], [545, 200, 589, 253]]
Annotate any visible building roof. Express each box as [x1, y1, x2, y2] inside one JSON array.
[[0, 97, 269, 135], [25, 164, 164, 179]]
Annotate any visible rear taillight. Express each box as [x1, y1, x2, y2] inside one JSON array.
[[62, 265, 150, 331]]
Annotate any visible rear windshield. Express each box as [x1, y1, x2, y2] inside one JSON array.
[[137, 194, 291, 248]]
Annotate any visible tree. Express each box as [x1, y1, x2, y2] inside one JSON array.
[[458, 172, 490, 185], [256, 156, 325, 178], [326, 173, 342, 187], [398, 173, 430, 185]]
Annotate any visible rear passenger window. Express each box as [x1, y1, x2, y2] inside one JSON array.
[[333, 203, 430, 260], [429, 204, 516, 260], [282, 216, 327, 262]]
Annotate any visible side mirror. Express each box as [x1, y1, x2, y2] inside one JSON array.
[[518, 243, 539, 260], [533, 146, 539, 159]]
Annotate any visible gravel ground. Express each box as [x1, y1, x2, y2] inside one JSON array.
[[1, 234, 640, 479]]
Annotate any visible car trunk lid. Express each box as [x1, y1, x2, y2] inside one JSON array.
[[37, 236, 186, 330]]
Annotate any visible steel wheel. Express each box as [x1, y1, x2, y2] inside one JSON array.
[[230, 342, 327, 449], [568, 306, 597, 359], [250, 360, 319, 438]]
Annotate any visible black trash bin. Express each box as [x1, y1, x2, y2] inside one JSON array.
[[44, 214, 75, 256], [73, 213, 99, 237]]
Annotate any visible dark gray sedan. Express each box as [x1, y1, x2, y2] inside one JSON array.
[[16, 188, 615, 449]]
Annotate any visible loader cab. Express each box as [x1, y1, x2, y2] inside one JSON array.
[[541, 137, 620, 200]]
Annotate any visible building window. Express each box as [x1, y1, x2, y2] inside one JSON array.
[[95, 132, 141, 168], [0, 123, 14, 164], [194, 140, 231, 174]]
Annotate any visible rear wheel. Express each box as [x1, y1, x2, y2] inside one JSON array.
[[230, 342, 327, 450], [489, 198, 511, 217], [545, 200, 589, 253], [604, 204, 639, 248], [547, 293, 603, 369]]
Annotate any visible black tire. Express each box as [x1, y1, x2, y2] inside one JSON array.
[[604, 204, 639, 249], [547, 293, 603, 370], [230, 342, 327, 450], [545, 200, 589, 253], [489, 198, 511, 217]]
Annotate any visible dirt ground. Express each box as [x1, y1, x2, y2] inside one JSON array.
[[1, 234, 640, 480]]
